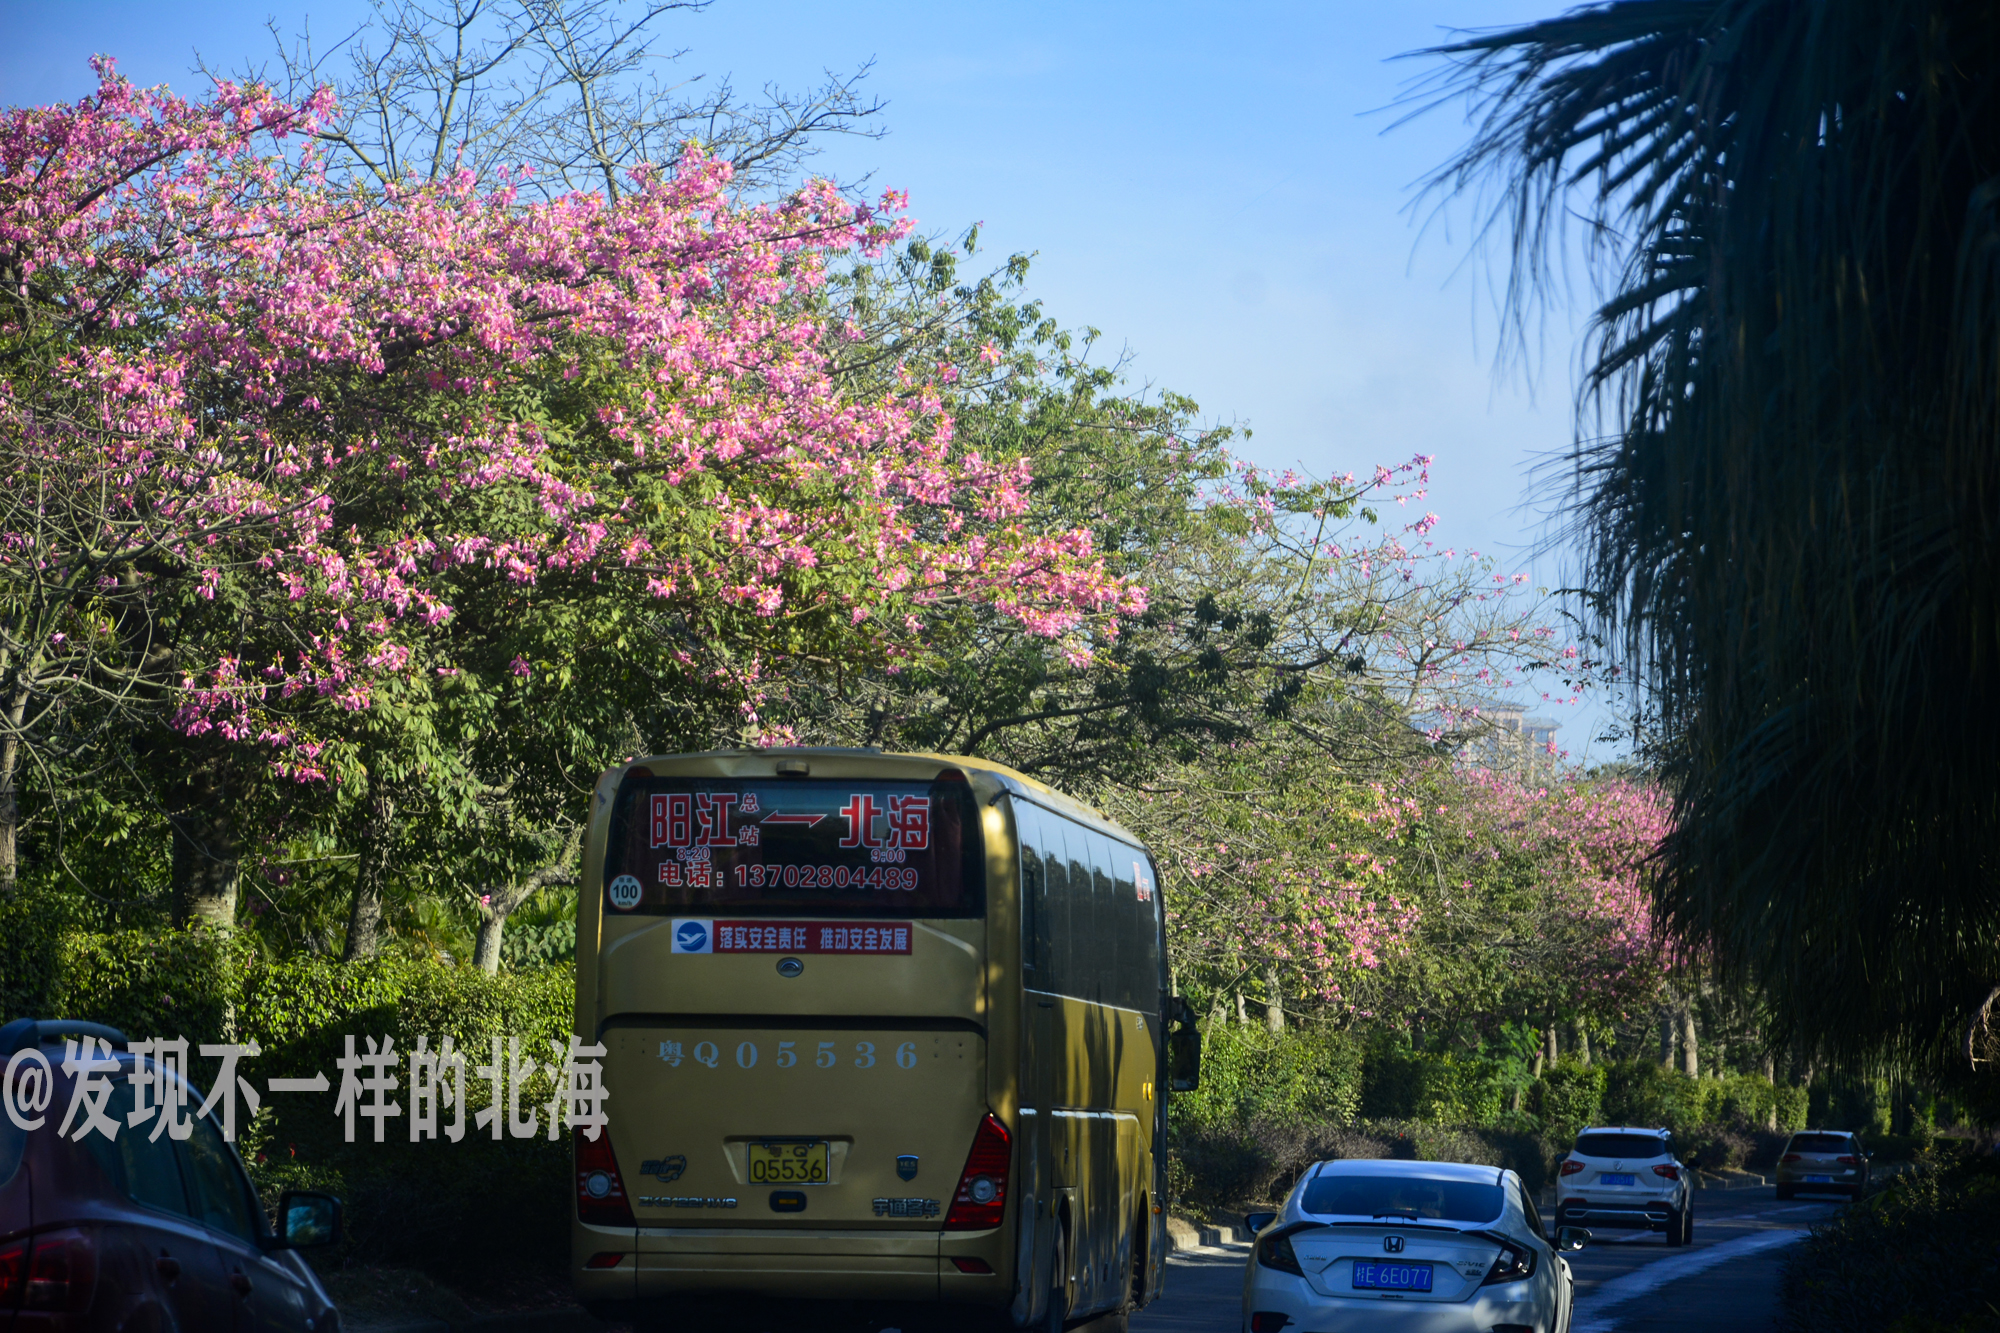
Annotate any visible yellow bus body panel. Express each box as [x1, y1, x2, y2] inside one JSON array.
[[572, 749, 1162, 1320]]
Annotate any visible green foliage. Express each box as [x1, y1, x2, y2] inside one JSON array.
[[1427, 0, 2000, 1074], [2, 918, 579, 1278], [1531, 1059, 1607, 1130], [1170, 1023, 1363, 1130], [1359, 1034, 1505, 1125], [1782, 1156, 2000, 1331]]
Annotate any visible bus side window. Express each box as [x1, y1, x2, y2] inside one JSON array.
[[1064, 826, 1098, 1004], [1017, 804, 1048, 984], [1040, 815, 1072, 999], [1145, 858, 1168, 1001], [1088, 832, 1122, 1008], [1111, 846, 1148, 1012]]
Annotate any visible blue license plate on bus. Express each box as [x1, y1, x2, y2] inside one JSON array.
[[1804, 1174, 1833, 1183], [1600, 1173, 1637, 1186], [1352, 1262, 1433, 1292]]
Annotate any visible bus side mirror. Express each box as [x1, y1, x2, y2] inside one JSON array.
[[1166, 995, 1202, 1093]]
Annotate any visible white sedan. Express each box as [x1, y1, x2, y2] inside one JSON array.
[[1242, 1157, 1586, 1333]]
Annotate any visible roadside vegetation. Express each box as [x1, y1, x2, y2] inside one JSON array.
[[1, 0, 1996, 1314]]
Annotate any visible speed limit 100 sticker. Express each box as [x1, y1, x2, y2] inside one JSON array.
[[656, 1036, 934, 1072], [607, 874, 643, 910]]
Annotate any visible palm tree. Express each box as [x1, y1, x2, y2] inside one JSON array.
[[1420, 1, 2000, 1079]]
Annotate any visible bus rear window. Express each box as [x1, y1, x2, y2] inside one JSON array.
[[603, 775, 983, 917]]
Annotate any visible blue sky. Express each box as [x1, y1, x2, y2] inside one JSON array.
[[1, 0, 1626, 756]]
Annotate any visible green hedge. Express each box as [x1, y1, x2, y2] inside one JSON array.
[[0, 890, 578, 1279], [1171, 1023, 1363, 1129]]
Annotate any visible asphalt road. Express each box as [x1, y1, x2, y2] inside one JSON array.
[[1132, 1187, 1847, 1333]]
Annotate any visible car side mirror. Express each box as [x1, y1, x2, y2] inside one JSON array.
[[1865, 1151, 1875, 1160], [1685, 1156, 1702, 1172], [274, 1190, 342, 1250], [1555, 1226, 1590, 1252], [1245, 1211, 1278, 1234]]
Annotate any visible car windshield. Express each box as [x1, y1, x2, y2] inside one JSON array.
[[1300, 1174, 1504, 1223], [1788, 1134, 1853, 1153], [1573, 1132, 1669, 1159]]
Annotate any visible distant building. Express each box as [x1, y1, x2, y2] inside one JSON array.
[[1439, 698, 1561, 775]]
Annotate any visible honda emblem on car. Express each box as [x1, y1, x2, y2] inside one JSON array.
[[1382, 1235, 1405, 1253]]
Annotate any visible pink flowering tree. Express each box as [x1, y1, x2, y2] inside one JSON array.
[[0, 63, 1140, 940], [1353, 766, 1672, 1046]]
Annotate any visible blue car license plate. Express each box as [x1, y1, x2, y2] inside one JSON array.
[[1804, 1174, 1833, 1183], [1600, 1173, 1637, 1186], [1352, 1262, 1433, 1292]]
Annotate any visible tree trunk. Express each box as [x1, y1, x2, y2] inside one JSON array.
[[1573, 1022, 1592, 1065], [341, 790, 396, 961], [1544, 1024, 1559, 1067], [0, 678, 32, 897], [1263, 966, 1285, 1034], [170, 767, 239, 931], [1660, 1008, 1677, 1068], [472, 911, 506, 974], [1761, 1052, 1778, 1127], [1235, 990, 1250, 1027], [1678, 1004, 1699, 1078]]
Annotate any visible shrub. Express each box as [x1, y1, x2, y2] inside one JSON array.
[[1782, 1155, 2000, 1330], [1531, 1059, 1607, 1130], [1173, 1023, 1363, 1129], [1358, 1035, 1504, 1124], [2, 920, 580, 1280]]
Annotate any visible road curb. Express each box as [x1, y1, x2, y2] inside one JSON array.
[[1693, 1169, 1767, 1190], [1166, 1214, 1251, 1250]]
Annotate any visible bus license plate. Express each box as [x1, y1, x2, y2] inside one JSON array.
[[1352, 1261, 1433, 1292], [748, 1140, 829, 1185]]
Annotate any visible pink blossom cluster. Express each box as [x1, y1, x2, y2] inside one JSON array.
[[1368, 768, 1672, 1008], [1, 63, 1142, 775]]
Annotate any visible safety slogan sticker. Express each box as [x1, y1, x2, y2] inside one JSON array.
[[669, 919, 912, 955]]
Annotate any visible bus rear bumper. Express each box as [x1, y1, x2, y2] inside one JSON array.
[[598, 1225, 1005, 1304]]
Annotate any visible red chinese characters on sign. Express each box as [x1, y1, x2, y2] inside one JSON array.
[[887, 796, 930, 851], [650, 792, 929, 852], [711, 921, 912, 954]]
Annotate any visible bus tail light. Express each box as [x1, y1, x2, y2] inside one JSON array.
[[575, 1129, 636, 1227], [943, 1114, 1012, 1230]]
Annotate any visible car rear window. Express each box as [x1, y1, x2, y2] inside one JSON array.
[[604, 774, 984, 918], [1787, 1133, 1854, 1153], [1300, 1174, 1504, 1223], [1574, 1132, 1670, 1159]]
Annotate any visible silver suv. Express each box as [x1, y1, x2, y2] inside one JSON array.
[[1553, 1126, 1694, 1245]]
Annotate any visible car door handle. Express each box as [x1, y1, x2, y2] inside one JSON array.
[[155, 1255, 181, 1281], [230, 1270, 253, 1297]]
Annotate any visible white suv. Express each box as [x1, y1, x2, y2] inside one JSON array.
[[1553, 1126, 1695, 1245]]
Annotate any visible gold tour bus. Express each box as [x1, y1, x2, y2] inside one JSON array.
[[569, 747, 1201, 1328]]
